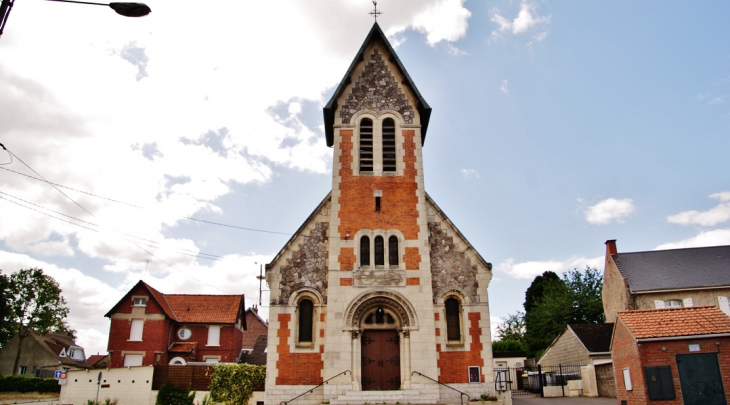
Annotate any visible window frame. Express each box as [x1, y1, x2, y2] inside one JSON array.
[[356, 231, 403, 270], [132, 297, 148, 307], [445, 297, 463, 344], [297, 298, 314, 345]]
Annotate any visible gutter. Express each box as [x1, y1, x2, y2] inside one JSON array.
[[633, 285, 730, 294], [637, 333, 730, 342]]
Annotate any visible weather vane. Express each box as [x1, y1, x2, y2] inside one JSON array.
[[369, 1, 382, 22]]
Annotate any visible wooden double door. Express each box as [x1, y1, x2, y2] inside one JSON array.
[[361, 330, 401, 390]]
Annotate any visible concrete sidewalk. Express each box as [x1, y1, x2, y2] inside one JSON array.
[[512, 396, 616, 405]]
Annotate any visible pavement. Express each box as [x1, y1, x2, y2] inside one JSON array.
[[512, 396, 616, 405]]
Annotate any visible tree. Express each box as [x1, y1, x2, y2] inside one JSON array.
[[523, 267, 604, 357], [524, 271, 561, 313], [0, 272, 13, 347], [5, 268, 74, 375], [495, 311, 526, 344], [492, 339, 526, 352]]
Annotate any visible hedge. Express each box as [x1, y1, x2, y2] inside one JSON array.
[[0, 375, 61, 393]]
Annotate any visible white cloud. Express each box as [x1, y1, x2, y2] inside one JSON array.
[[584, 198, 636, 225], [496, 256, 603, 280], [411, 0, 472, 46], [667, 192, 730, 227], [500, 79, 509, 94], [654, 229, 730, 250], [490, 1, 550, 42], [460, 168, 480, 180]]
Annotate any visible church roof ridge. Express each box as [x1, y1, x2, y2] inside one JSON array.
[[323, 22, 431, 147]]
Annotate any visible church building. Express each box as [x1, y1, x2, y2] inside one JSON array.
[[265, 22, 495, 405]]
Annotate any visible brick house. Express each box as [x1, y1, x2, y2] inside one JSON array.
[[611, 306, 730, 405], [105, 280, 246, 367], [264, 22, 494, 405], [602, 240, 730, 323]]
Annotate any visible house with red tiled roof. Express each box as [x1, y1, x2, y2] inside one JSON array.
[[86, 354, 109, 369], [611, 306, 730, 405], [104, 280, 246, 368]]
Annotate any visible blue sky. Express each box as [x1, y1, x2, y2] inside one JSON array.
[[1, 1, 729, 355]]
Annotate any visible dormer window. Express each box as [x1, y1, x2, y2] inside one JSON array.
[[133, 297, 147, 307]]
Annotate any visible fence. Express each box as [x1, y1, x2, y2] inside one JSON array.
[[151, 365, 214, 390], [494, 364, 585, 398]]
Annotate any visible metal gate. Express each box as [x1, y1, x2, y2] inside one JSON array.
[[495, 364, 585, 398]]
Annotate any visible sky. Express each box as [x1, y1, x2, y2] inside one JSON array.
[[1, 1, 729, 357]]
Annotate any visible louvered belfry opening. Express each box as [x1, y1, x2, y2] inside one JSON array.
[[359, 118, 374, 172], [382, 118, 396, 172]]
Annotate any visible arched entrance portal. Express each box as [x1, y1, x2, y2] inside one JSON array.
[[344, 290, 419, 391]]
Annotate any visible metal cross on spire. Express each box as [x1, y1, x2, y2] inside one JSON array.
[[369, 1, 382, 22]]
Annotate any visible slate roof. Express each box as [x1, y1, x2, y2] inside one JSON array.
[[613, 245, 730, 292], [618, 306, 730, 339], [238, 335, 267, 366], [323, 22, 431, 147], [31, 332, 91, 369], [569, 323, 614, 353]]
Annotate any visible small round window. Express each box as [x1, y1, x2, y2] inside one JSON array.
[[177, 327, 191, 340]]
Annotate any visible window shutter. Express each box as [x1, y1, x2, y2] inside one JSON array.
[[123, 354, 143, 367], [207, 325, 221, 346], [129, 319, 144, 341], [654, 300, 665, 309], [718, 296, 730, 316], [682, 298, 693, 307]]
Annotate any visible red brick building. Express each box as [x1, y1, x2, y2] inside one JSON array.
[[105, 280, 246, 367], [611, 306, 730, 405]]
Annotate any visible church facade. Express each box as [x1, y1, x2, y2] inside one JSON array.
[[264, 23, 495, 405]]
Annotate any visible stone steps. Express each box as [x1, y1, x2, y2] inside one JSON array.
[[330, 389, 440, 405]]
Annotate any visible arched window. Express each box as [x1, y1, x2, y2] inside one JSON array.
[[374, 236, 384, 266], [445, 298, 461, 341], [360, 236, 370, 266], [298, 299, 314, 343], [382, 118, 396, 172], [359, 118, 373, 172], [388, 236, 399, 266]]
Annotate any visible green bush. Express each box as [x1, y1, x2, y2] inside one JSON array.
[[209, 364, 266, 405], [155, 381, 195, 405], [0, 375, 60, 393]]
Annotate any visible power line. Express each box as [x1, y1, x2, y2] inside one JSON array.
[[0, 166, 290, 235], [0, 146, 231, 293], [0, 191, 224, 261]]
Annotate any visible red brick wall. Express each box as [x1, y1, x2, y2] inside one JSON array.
[[613, 320, 730, 404], [404, 247, 420, 270], [337, 130, 420, 240], [339, 247, 355, 271], [436, 312, 484, 383], [275, 313, 323, 385], [242, 311, 268, 349], [107, 318, 171, 368]]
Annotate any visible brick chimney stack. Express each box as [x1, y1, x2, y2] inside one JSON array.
[[605, 239, 618, 259]]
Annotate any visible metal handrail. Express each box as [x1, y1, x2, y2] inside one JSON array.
[[412, 371, 470, 405], [280, 370, 350, 405]]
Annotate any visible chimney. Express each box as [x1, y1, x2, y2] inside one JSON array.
[[605, 239, 618, 259], [252, 305, 258, 313]]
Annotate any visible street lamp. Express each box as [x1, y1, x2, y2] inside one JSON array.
[[0, 0, 151, 38]]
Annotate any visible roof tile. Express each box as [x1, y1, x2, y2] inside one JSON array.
[[618, 306, 730, 339], [165, 294, 243, 323]]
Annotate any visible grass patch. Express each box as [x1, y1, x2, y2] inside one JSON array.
[[0, 392, 60, 401]]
